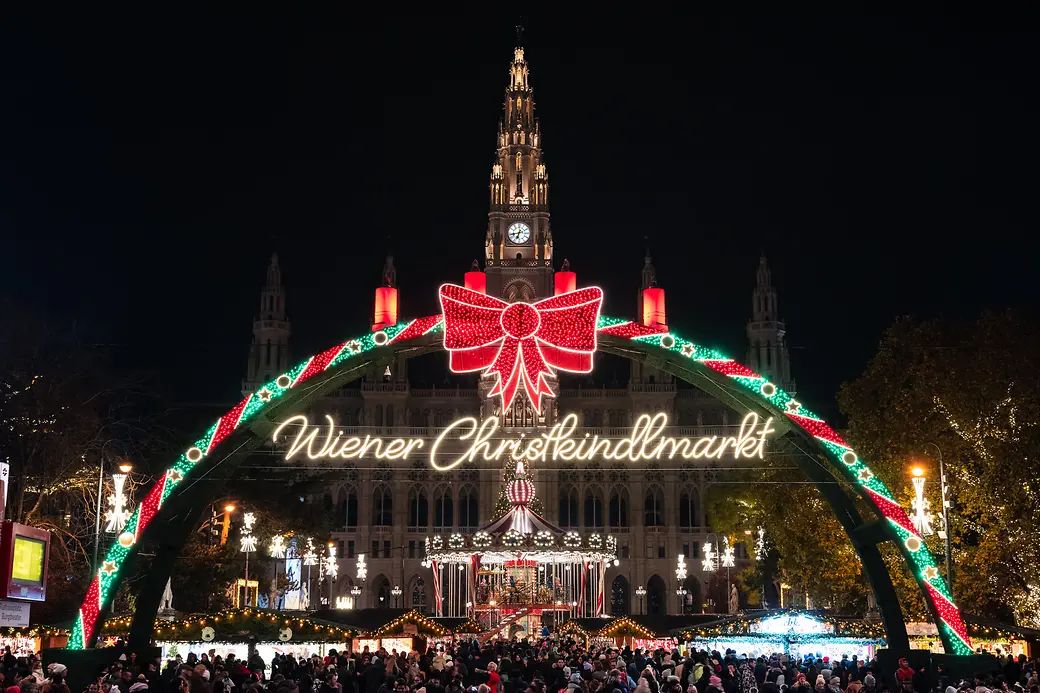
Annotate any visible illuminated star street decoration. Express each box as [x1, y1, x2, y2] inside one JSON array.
[[923, 565, 940, 581], [104, 473, 132, 533], [680, 343, 695, 357], [356, 553, 367, 581], [240, 512, 257, 553], [303, 537, 318, 566], [721, 536, 736, 568], [258, 388, 273, 402], [167, 469, 182, 482], [858, 469, 874, 482], [439, 283, 603, 414], [269, 534, 286, 559], [101, 561, 117, 576], [785, 399, 801, 414], [345, 340, 362, 355], [701, 542, 717, 572]]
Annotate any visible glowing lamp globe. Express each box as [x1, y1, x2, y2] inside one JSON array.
[[506, 478, 535, 505]]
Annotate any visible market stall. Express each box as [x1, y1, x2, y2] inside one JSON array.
[[350, 610, 450, 654], [0, 626, 68, 655], [676, 611, 885, 660]]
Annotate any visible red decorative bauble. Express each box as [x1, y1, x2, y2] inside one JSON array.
[[507, 478, 535, 505]]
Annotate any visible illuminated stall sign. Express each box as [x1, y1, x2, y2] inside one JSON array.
[[274, 412, 775, 470]]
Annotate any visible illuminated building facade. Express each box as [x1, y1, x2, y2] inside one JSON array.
[[242, 42, 795, 618]]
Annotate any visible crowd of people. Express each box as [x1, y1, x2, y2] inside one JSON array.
[[22, 640, 1040, 693]]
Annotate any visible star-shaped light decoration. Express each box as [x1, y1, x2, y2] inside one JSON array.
[[258, 388, 273, 402], [785, 399, 801, 414], [857, 469, 874, 483], [923, 565, 940, 581], [680, 343, 695, 357], [101, 560, 118, 576], [167, 469, 183, 483], [346, 340, 362, 355]]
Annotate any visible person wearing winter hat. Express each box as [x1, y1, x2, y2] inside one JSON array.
[[129, 675, 149, 693]]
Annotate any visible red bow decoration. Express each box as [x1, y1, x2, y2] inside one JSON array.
[[439, 284, 603, 413]]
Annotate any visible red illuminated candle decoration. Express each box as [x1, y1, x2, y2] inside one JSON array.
[[464, 270, 487, 294], [554, 271, 577, 295], [372, 287, 398, 332], [641, 287, 667, 327]]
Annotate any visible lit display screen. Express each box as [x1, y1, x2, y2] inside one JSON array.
[[11, 536, 45, 585]]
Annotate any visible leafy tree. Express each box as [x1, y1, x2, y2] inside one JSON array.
[[838, 311, 1040, 626], [0, 300, 170, 621]]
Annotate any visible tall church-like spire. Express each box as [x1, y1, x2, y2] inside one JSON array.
[[244, 253, 291, 394], [484, 36, 553, 302], [746, 255, 794, 394]]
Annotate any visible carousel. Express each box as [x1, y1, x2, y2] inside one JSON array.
[[423, 461, 618, 639]]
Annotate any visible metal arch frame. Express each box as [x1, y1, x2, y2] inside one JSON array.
[[68, 316, 971, 657]]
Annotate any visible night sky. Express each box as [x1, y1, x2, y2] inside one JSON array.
[[2, 9, 1038, 421]]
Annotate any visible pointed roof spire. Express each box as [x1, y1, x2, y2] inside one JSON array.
[[382, 254, 396, 288], [266, 252, 282, 287], [515, 23, 525, 47], [641, 236, 657, 289], [756, 254, 772, 289]]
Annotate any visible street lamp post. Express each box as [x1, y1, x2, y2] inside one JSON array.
[[239, 512, 257, 606], [635, 586, 646, 614], [94, 461, 133, 567], [350, 584, 361, 609], [702, 534, 736, 614], [269, 534, 286, 610], [675, 588, 688, 614], [391, 585, 402, 608]]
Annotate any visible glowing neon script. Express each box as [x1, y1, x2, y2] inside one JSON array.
[[273, 412, 775, 471]]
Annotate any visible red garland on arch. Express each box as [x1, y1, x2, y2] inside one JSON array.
[[439, 284, 603, 414]]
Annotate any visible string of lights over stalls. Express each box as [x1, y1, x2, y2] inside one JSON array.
[[69, 310, 972, 655]]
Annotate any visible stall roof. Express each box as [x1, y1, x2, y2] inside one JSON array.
[[431, 617, 484, 634], [310, 608, 410, 633]]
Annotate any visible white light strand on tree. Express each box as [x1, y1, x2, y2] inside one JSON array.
[[754, 527, 766, 561]]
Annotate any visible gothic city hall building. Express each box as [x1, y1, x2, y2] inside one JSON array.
[[243, 44, 795, 618]]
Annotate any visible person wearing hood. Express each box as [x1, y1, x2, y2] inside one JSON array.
[[129, 676, 149, 693]]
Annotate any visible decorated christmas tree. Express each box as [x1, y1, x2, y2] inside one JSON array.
[[489, 458, 544, 522]]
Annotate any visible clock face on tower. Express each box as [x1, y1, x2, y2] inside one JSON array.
[[507, 222, 531, 244]]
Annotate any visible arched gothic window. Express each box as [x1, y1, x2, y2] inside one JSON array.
[[434, 486, 454, 529], [408, 487, 428, 530], [373, 486, 392, 526], [584, 488, 604, 528], [679, 488, 699, 529], [339, 486, 358, 530], [558, 486, 578, 528], [458, 485, 479, 530], [609, 487, 629, 529], [644, 485, 664, 527]]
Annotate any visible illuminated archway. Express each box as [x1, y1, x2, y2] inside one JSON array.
[[67, 313, 972, 656]]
